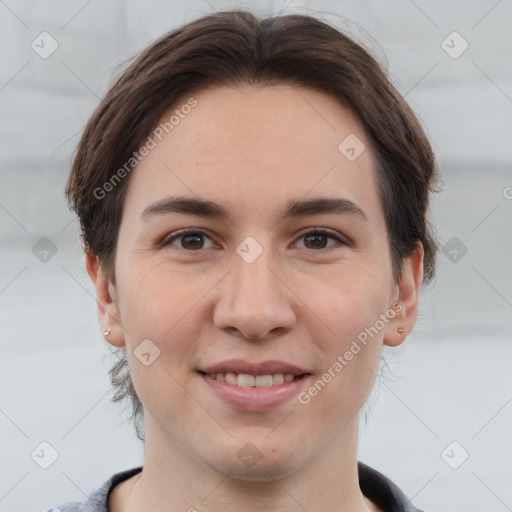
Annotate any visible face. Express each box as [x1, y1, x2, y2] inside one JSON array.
[[91, 85, 421, 481]]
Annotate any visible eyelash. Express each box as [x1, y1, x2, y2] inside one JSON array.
[[160, 227, 348, 252]]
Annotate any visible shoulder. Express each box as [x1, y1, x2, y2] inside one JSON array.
[[358, 461, 427, 512], [45, 467, 143, 512]]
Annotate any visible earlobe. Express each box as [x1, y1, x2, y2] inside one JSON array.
[[85, 253, 126, 348], [383, 242, 424, 347]]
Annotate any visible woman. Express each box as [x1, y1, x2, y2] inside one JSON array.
[[49, 9, 438, 512]]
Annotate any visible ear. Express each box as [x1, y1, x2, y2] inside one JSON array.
[[85, 252, 126, 348], [383, 241, 424, 347]]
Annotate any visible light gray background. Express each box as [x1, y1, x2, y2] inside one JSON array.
[[1, 1, 511, 511]]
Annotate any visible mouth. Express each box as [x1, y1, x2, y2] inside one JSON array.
[[196, 359, 312, 411], [197, 370, 309, 387]]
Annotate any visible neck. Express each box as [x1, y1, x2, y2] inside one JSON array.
[[118, 414, 379, 512]]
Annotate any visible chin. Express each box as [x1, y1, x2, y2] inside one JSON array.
[[203, 442, 307, 482]]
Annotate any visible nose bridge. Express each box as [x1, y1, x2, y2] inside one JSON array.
[[235, 240, 278, 307], [213, 236, 295, 339]]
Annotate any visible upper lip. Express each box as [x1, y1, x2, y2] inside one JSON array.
[[199, 359, 310, 376]]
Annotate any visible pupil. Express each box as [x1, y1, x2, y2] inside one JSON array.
[[183, 234, 202, 249], [305, 233, 326, 249]]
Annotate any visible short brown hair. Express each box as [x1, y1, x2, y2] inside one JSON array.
[[66, 10, 439, 441]]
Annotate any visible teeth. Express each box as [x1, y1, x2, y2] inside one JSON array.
[[255, 374, 273, 387], [272, 373, 284, 385], [206, 372, 298, 387], [237, 374, 255, 387], [225, 372, 237, 385]]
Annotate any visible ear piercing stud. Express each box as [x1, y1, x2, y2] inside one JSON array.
[[103, 329, 111, 337], [397, 327, 405, 334]]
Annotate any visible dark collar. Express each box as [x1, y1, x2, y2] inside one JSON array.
[[357, 461, 425, 512]]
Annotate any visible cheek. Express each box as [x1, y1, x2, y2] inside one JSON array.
[[115, 256, 210, 389], [306, 272, 387, 401], [320, 265, 389, 341], [117, 256, 205, 337], [116, 263, 205, 433], [299, 313, 382, 434]]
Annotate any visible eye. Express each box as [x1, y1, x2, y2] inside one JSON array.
[[295, 228, 347, 250], [160, 227, 347, 252], [161, 229, 216, 251]]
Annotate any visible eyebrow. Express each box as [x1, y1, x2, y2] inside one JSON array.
[[141, 195, 369, 223]]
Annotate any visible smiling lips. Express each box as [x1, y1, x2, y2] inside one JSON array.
[[198, 359, 312, 410], [205, 372, 295, 387], [199, 358, 310, 387]]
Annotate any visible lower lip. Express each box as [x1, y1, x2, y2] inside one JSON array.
[[199, 372, 311, 411]]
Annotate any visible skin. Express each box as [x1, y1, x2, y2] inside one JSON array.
[[86, 84, 424, 512]]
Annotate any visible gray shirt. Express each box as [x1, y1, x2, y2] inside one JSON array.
[[46, 462, 425, 512]]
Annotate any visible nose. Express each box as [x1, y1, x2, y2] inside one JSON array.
[[212, 246, 296, 341]]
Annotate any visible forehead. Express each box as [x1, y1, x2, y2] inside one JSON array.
[[124, 85, 383, 224]]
